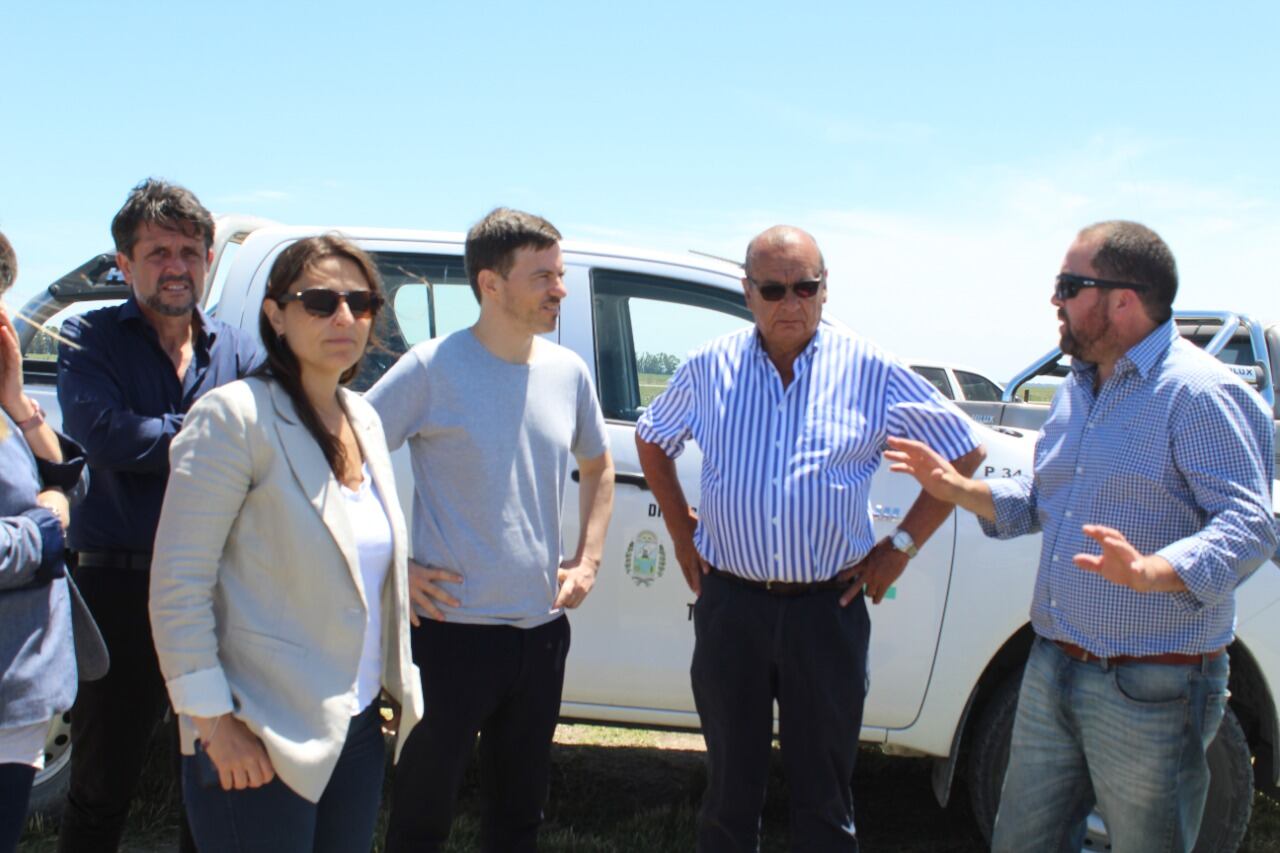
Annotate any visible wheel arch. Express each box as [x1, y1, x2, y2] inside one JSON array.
[[1225, 637, 1280, 796], [932, 623, 1035, 807]]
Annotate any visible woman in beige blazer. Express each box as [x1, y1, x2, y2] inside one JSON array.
[[150, 234, 422, 853]]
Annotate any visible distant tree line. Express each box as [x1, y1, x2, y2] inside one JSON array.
[[637, 351, 680, 375], [25, 328, 60, 359]]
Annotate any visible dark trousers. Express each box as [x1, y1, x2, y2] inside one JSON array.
[[0, 763, 36, 853], [182, 703, 386, 853], [56, 568, 195, 853], [692, 571, 870, 853], [384, 615, 571, 853]]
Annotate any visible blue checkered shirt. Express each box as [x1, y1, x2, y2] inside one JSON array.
[[637, 322, 980, 582], [981, 320, 1278, 656]]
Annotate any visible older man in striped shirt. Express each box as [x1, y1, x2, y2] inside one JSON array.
[[636, 225, 983, 851]]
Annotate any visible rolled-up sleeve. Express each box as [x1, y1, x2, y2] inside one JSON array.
[[979, 474, 1042, 539], [149, 388, 253, 718], [635, 359, 697, 459], [885, 364, 980, 462], [1159, 384, 1277, 610]]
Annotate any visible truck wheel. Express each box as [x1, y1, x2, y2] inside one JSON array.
[[967, 671, 1253, 852], [27, 711, 72, 818]]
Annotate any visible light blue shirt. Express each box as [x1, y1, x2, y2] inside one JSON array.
[[982, 320, 1278, 656], [637, 322, 979, 583]]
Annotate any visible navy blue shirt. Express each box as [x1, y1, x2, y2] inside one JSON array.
[[57, 298, 261, 554]]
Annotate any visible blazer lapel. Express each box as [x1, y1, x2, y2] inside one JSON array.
[[268, 382, 365, 607]]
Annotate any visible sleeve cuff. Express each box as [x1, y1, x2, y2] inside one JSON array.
[[165, 667, 236, 719], [634, 419, 685, 459], [980, 478, 1037, 540], [35, 434, 87, 492], [1157, 539, 1215, 611], [21, 507, 65, 583]]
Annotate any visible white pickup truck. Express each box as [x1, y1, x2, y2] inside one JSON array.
[[17, 217, 1280, 852]]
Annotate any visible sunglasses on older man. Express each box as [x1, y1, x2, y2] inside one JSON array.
[[747, 276, 824, 302], [276, 288, 384, 318], [1054, 272, 1149, 302]]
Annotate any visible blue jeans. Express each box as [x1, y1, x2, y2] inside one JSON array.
[[182, 703, 386, 853], [992, 636, 1230, 853]]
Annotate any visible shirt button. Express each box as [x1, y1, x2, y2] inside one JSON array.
[[775, 441, 782, 449], [1052, 555, 1058, 562], [1065, 510, 1073, 519], [1076, 466, 1084, 475], [1050, 599, 1058, 608], [773, 554, 781, 561], [772, 478, 779, 486], [772, 517, 779, 525]]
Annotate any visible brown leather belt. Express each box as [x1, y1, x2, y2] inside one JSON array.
[[1054, 640, 1224, 667], [708, 566, 853, 597]]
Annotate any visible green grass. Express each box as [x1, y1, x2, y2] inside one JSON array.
[[638, 372, 672, 407], [18, 724, 1280, 852]]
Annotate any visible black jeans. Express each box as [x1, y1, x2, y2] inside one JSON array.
[[56, 567, 195, 853], [692, 571, 870, 853], [384, 615, 571, 853], [0, 763, 36, 853]]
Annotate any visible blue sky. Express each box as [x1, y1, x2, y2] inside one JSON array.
[[3, 1, 1277, 378]]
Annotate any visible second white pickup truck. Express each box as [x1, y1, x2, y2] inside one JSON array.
[[17, 217, 1280, 852]]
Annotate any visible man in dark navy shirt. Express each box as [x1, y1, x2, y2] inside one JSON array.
[[55, 179, 259, 853]]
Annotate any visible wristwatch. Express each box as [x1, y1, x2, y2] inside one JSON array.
[[13, 396, 45, 433], [891, 528, 918, 559]]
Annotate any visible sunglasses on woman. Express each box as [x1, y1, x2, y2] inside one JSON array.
[[1053, 273, 1148, 301], [747, 276, 824, 302], [276, 288, 384, 318]]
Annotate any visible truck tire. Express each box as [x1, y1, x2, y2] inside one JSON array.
[[967, 670, 1253, 852], [27, 710, 73, 818]]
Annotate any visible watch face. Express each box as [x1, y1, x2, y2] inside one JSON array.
[[893, 530, 916, 555]]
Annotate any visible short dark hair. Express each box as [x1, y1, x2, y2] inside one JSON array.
[[0, 231, 15, 295], [257, 234, 385, 476], [111, 178, 215, 259], [463, 207, 561, 303], [1079, 220, 1178, 324]]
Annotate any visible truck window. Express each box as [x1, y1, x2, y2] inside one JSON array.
[[591, 271, 752, 422], [912, 366, 954, 400], [955, 370, 1002, 402], [347, 251, 477, 391]]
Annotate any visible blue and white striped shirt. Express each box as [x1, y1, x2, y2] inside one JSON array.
[[636, 322, 980, 582], [982, 320, 1278, 656]]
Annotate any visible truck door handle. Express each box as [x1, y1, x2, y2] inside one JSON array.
[[571, 470, 650, 491]]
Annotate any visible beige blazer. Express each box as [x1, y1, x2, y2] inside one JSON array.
[[149, 377, 423, 803]]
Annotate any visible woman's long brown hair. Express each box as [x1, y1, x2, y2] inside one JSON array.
[[256, 234, 384, 475]]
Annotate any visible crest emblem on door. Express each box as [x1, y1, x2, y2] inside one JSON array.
[[624, 531, 666, 587]]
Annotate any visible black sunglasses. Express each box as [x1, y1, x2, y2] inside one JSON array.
[[276, 288, 383, 318], [747, 276, 824, 302], [1054, 272, 1149, 301]]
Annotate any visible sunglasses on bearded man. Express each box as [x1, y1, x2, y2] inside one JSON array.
[[1054, 272, 1149, 302]]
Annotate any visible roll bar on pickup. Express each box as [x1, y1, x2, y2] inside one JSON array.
[[1002, 311, 1277, 415]]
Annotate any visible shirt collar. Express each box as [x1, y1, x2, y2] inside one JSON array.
[[117, 295, 218, 345], [1070, 318, 1177, 382]]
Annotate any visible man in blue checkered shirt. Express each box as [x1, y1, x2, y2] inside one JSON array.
[[888, 220, 1277, 853]]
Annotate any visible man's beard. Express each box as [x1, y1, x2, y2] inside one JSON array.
[[144, 276, 199, 317], [1059, 304, 1111, 361]]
